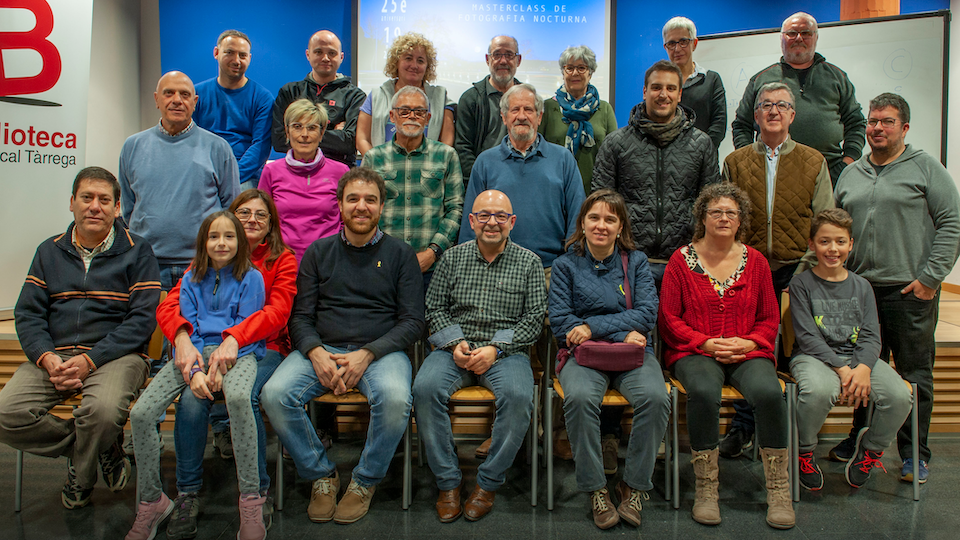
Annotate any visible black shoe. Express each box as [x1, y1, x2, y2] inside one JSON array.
[[98, 436, 131, 492], [846, 428, 886, 488], [262, 495, 274, 531], [61, 461, 93, 509], [166, 492, 200, 540], [828, 430, 862, 463], [718, 426, 753, 459], [798, 451, 824, 491], [213, 430, 234, 460]]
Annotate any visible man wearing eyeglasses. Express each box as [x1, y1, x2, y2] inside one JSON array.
[[193, 30, 275, 191], [720, 82, 833, 460], [415, 190, 547, 522], [732, 12, 866, 186], [834, 93, 960, 483], [455, 35, 523, 185], [364, 86, 464, 283], [271, 30, 366, 166]]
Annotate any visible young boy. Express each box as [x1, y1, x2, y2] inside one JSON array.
[[788, 209, 913, 490]]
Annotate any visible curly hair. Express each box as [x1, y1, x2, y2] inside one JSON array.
[[692, 183, 752, 242], [384, 32, 438, 83]]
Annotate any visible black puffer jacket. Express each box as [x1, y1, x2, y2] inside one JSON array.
[[592, 104, 719, 260]]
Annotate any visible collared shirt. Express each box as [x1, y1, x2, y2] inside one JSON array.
[[71, 225, 116, 272], [425, 239, 547, 356], [157, 120, 195, 138], [682, 61, 709, 89], [364, 137, 464, 254], [340, 227, 383, 247], [508, 133, 540, 158], [763, 140, 784, 216]]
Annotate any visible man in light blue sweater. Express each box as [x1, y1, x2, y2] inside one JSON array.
[[193, 30, 274, 190], [459, 83, 585, 271], [119, 71, 240, 291]]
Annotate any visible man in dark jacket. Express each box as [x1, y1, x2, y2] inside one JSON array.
[[593, 60, 720, 285], [454, 35, 522, 185], [731, 12, 866, 186], [271, 30, 366, 166], [0, 167, 161, 509]]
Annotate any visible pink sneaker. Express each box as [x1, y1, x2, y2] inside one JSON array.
[[237, 494, 266, 540], [125, 493, 174, 540]]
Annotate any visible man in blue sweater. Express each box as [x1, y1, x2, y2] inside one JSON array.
[[194, 30, 274, 191], [119, 71, 240, 291], [0, 167, 161, 509]]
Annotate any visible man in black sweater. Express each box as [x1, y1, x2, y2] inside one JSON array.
[[261, 167, 425, 526], [0, 167, 161, 509]]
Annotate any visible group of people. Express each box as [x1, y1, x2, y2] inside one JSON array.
[[0, 9, 958, 540]]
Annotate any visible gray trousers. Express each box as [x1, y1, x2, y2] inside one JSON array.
[[130, 346, 259, 502], [790, 354, 913, 453], [0, 351, 147, 489]]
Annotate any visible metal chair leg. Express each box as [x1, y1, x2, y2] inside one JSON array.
[[912, 382, 920, 501], [545, 384, 554, 511], [402, 417, 412, 510], [530, 384, 538, 507], [671, 386, 680, 510], [15, 449, 23, 512], [789, 382, 800, 502], [275, 440, 284, 511]]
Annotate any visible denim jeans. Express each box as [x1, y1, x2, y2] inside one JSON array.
[[559, 353, 670, 492], [413, 350, 533, 492], [790, 354, 912, 453], [873, 284, 939, 462], [158, 264, 188, 292], [175, 349, 284, 493], [673, 355, 787, 451], [261, 347, 412, 487]]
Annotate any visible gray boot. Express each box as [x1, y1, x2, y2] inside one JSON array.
[[760, 447, 796, 529], [690, 447, 721, 525]]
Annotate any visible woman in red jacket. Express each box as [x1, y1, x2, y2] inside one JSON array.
[[658, 183, 791, 530], [155, 189, 297, 530]]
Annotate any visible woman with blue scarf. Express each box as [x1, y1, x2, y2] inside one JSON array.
[[540, 45, 618, 194]]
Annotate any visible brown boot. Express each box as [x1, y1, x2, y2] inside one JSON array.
[[690, 448, 721, 525], [760, 447, 795, 529]]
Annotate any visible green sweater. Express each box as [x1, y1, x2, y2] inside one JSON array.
[[539, 98, 617, 194]]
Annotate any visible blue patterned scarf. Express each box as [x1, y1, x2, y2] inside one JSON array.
[[556, 83, 600, 155]]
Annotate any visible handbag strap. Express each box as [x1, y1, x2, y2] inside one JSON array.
[[620, 250, 632, 310]]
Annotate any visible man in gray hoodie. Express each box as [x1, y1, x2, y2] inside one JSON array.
[[835, 93, 960, 484]]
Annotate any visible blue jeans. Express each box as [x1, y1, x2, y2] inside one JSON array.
[[261, 347, 412, 487], [158, 264, 188, 292], [413, 350, 533, 492], [559, 353, 670, 492], [175, 349, 284, 493]]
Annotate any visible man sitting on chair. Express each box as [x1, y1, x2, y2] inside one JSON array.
[[261, 167, 424, 525], [414, 190, 547, 522], [0, 166, 161, 509]]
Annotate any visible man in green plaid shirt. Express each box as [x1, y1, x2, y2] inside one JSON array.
[[364, 86, 464, 282], [413, 190, 547, 523]]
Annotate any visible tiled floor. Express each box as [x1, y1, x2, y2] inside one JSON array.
[[2, 433, 958, 539]]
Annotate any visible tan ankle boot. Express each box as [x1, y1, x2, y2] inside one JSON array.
[[690, 448, 721, 525], [760, 447, 795, 529]]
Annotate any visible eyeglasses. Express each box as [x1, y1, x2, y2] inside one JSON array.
[[392, 107, 429, 118], [706, 209, 741, 220], [562, 65, 589, 75], [867, 118, 900, 128], [782, 30, 816, 40], [489, 52, 518, 61], [472, 211, 513, 224], [664, 38, 694, 50], [235, 208, 270, 222], [757, 100, 794, 113], [288, 122, 321, 134]]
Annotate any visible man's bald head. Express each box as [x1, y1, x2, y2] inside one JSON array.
[[781, 12, 819, 68], [154, 71, 197, 134], [307, 30, 344, 83], [470, 189, 516, 252], [473, 190, 513, 214]]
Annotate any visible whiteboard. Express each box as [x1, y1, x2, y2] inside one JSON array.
[[695, 12, 948, 165]]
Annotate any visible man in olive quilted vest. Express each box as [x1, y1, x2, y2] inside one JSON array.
[[719, 82, 833, 458]]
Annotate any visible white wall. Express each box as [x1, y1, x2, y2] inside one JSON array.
[[946, 1, 960, 285]]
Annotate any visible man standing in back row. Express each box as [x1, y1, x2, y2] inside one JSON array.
[[732, 12, 866, 186]]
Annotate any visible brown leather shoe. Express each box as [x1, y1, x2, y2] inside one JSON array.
[[463, 485, 495, 521], [436, 484, 463, 523], [475, 437, 493, 459]]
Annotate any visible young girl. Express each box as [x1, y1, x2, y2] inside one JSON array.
[[126, 211, 266, 540]]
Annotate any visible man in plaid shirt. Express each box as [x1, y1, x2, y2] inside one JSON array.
[[364, 85, 464, 287], [413, 190, 547, 523]]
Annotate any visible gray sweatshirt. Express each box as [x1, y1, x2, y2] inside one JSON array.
[[835, 144, 960, 289]]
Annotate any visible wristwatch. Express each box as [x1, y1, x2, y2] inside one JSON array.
[[428, 243, 443, 260]]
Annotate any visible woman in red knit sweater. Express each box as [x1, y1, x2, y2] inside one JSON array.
[[658, 183, 792, 530], [155, 189, 297, 528]]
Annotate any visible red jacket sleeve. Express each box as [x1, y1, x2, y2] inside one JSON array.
[[223, 250, 298, 348], [657, 253, 711, 355], [156, 266, 192, 342]]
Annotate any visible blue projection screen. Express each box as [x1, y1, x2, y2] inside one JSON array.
[[356, 0, 612, 103]]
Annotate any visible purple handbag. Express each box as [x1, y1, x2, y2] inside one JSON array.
[[556, 251, 645, 373]]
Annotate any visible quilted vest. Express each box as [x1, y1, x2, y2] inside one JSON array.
[[725, 140, 823, 261]]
